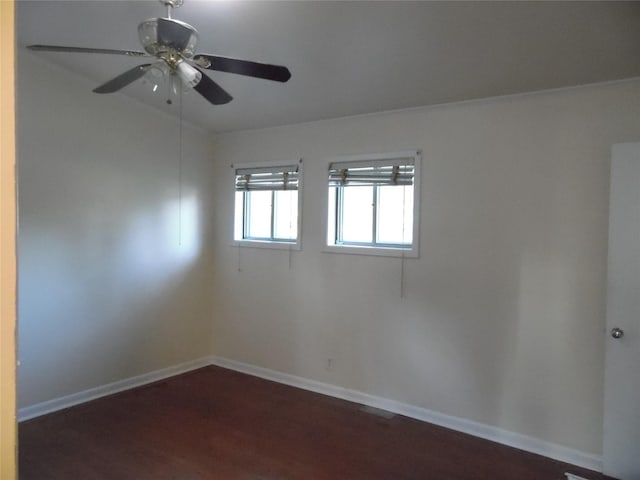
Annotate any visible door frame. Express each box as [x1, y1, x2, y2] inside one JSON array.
[[0, 0, 17, 478]]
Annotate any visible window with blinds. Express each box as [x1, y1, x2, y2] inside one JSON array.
[[326, 152, 420, 256], [233, 162, 302, 247], [328, 160, 414, 187], [235, 165, 299, 192]]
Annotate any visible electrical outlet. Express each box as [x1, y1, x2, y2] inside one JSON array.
[[326, 358, 334, 371]]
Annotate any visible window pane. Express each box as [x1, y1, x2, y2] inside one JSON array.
[[246, 190, 272, 238], [327, 187, 337, 244], [340, 186, 373, 243], [234, 192, 244, 241], [273, 190, 298, 240], [377, 185, 413, 244]]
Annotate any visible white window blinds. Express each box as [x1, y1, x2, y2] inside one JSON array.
[[328, 158, 415, 187], [235, 164, 299, 191]]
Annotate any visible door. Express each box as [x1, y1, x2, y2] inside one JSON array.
[[603, 142, 640, 479]]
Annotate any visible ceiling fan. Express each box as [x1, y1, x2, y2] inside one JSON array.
[[27, 0, 291, 105]]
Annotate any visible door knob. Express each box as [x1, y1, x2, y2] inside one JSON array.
[[611, 327, 625, 339]]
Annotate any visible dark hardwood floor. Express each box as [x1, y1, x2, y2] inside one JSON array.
[[19, 366, 612, 480]]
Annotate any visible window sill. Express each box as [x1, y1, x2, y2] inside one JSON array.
[[322, 244, 418, 258], [232, 239, 301, 251]]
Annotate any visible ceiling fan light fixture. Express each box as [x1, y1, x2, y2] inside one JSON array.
[[144, 63, 169, 92], [176, 60, 202, 88]]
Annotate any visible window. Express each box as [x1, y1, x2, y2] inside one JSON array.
[[326, 152, 419, 257], [234, 162, 302, 249]]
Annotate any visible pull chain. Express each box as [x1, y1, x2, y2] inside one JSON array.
[[178, 86, 183, 246]]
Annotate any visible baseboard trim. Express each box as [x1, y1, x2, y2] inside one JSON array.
[[18, 357, 211, 422], [18, 354, 604, 472], [209, 356, 603, 473]]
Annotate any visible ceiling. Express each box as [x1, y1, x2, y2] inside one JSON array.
[[17, 1, 640, 133]]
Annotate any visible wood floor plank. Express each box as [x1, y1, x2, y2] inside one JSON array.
[[19, 366, 613, 480]]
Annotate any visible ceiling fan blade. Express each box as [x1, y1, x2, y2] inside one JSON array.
[[193, 54, 291, 83], [27, 44, 148, 57], [93, 64, 153, 94], [192, 67, 233, 105]]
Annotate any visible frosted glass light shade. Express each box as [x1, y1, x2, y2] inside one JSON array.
[[176, 61, 202, 88]]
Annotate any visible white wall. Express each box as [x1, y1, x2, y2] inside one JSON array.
[[17, 47, 640, 458], [210, 80, 640, 455], [17, 53, 216, 407]]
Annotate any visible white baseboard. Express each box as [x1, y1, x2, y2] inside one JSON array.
[[18, 357, 211, 421], [209, 356, 603, 473], [18, 354, 603, 473], [565, 474, 591, 480]]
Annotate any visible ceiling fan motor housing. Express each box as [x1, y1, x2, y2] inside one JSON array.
[[138, 17, 198, 58]]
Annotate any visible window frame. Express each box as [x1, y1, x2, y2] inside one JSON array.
[[232, 160, 303, 251], [323, 151, 420, 258]]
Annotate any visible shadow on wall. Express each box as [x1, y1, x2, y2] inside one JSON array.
[[16, 49, 217, 408], [18, 183, 209, 407], [124, 192, 201, 275]]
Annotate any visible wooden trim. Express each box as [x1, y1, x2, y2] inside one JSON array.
[[0, 1, 17, 479]]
